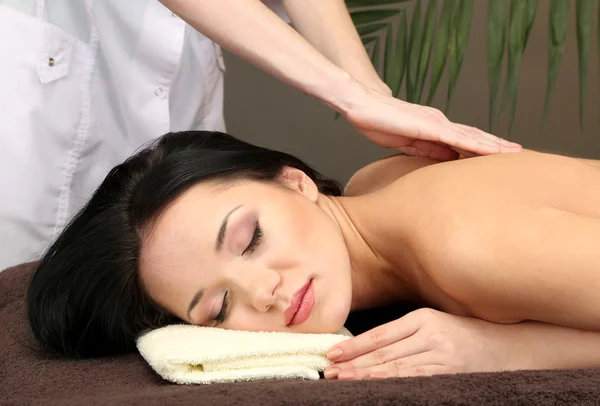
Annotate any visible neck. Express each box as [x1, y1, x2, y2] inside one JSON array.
[[316, 194, 419, 312]]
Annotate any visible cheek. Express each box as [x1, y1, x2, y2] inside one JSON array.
[[263, 198, 312, 250], [226, 306, 284, 332], [283, 200, 324, 245]]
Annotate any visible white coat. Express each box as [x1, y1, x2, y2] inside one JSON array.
[[0, 0, 286, 270]]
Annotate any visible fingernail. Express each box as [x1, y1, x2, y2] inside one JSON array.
[[327, 347, 343, 360], [338, 370, 355, 380], [323, 368, 339, 379]]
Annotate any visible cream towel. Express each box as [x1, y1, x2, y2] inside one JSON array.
[[136, 325, 353, 384]]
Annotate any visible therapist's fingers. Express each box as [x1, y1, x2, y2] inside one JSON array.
[[401, 140, 460, 161], [451, 147, 478, 158], [410, 110, 502, 154], [454, 124, 522, 152], [349, 87, 522, 156], [455, 123, 521, 150], [399, 123, 497, 156], [423, 116, 524, 156]]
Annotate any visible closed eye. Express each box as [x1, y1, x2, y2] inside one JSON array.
[[243, 222, 263, 255], [214, 291, 229, 325]]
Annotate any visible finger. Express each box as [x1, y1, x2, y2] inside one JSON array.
[[397, 146, 419, 157], [429, 124, 501, 156], [367, 365, 449, 380], [455, 123, 510, 146], [337, 352, 439, 380], [455, 124, 522, 152], [419, 119, 507, 154], [409, 140, 460, 161], [331, 331, 427, 372], [451, 146, 478, 158], [416, 106, 520, 153], [402, 143, 473, 160], [326, 313, 422, 362], [357, 352, 435, 378]]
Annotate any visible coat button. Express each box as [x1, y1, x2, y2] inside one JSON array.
[[48, 57, 55, 67]]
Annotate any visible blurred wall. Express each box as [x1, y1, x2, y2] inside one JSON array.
[[223, 0, 599, 184]]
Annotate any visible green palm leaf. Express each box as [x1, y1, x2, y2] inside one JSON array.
[[351, 9, 401, 25], [426, 0, 455, 106], [347, 0, 598, 132], [446, 0, 474, 113], [356, 22, 389, 36], [371, 36, 382, 68], [542, 0, 569, 129], [486, 0, 507, 132], [498, 0, 537, 122], [364, 40, 375, 58], [576, 0, 595, 130], [384, 10, 408, 97], [346, 0, 411, 8], [523, 0, 539, 48], [498, 0, 529, 133], [406, 0, 423, 102], [415, 0, 438, 103]]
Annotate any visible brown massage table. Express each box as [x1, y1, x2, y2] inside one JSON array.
[[2, 263, 599, 405]]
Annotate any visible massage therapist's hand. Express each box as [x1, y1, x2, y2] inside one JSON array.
[[324, 308, 508, 380], [343, 85, 522, 161]]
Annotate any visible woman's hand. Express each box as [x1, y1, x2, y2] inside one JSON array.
[[324, 308, 509, 380], [343, 85, 522, 161]]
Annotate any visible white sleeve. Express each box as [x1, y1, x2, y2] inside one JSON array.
[[260, 0, 290, 23]]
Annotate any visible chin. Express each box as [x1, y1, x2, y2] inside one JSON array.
[[299, 302, 349, 334], [320, 300, 351, 334]]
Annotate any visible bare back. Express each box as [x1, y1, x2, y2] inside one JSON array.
[[350, 151, 600, 331], [412, 151, 600, 218]]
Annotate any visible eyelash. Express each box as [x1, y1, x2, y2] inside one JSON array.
[[214, 222, 262, 326], [215, 291, 229, 326], [243, 222, 263, 255]]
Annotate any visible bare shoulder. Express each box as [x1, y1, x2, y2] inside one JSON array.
[[344, 154, 442, 197], [377, 151, 600, 330], [353, 151, 600, 319]]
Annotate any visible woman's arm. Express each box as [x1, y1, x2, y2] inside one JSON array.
[[159, 0, 360, 114], [325, 308, 600, 380], [159, 0, 520, 160], [281, 0, 391, 95], [496, 320, 600, 371]]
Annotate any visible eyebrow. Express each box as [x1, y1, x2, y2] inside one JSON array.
[[187, 289, 204, 322], [187, 205, 243, 322], [215, 205, 242, 252]]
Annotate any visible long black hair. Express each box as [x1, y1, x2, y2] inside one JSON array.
[[27, 131, 342, 358]]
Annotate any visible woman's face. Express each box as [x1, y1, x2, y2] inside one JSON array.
[[139, 168, 353, 334]]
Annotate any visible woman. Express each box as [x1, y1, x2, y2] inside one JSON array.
[[27, 131, 599, 380], [0, 0, 519, 271]]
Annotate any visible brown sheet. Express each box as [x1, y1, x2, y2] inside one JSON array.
[[2, 262, 600, 405]]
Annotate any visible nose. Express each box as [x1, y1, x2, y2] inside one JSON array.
[[238, 268, 281, 312]]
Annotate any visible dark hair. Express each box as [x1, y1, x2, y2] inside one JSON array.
[[27, 131, 342, 358]]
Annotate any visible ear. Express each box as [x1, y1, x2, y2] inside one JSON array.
[[278, 166, 319, 202]]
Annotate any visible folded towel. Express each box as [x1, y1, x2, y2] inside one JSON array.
[[137, 325, 352, 384]]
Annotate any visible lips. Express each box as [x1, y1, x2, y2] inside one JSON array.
[[284, 279, 314, 326]]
